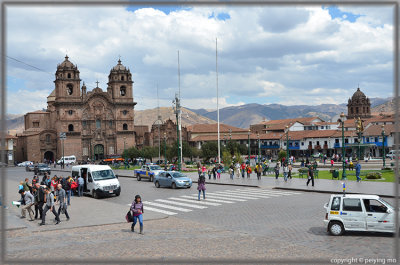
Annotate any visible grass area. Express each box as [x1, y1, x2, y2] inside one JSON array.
[[110, 165, 141, 170], [289, 169, 395, 182]]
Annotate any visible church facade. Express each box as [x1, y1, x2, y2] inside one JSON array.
[[346, 87, 372, 119], [16, 56, 136, 163]]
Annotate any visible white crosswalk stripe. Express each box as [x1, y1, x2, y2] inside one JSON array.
[[227, 190, 281, 197], [155, 199, 208, 209], [213, 191, 270, 199], [200, 193, 248, 202], [170, 197, 221, 206], [144, 201, 192, 212], [185, 195, 235, 204], [237, 189, 300, 196], [142, 206, 178, 215]]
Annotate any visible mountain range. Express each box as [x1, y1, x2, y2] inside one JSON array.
[[5, 97, 393, 133]]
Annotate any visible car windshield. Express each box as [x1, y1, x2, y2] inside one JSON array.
[[150, 165, 162, 170], [172, 172, 186, 178], [91, 169, 116, 180], [38, 164, 48, 168]]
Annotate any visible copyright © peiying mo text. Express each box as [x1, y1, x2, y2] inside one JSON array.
[[331, 258, 397, 265]]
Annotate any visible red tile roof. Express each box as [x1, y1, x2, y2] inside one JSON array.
[[187, 123, 248, 133], [363, 124, 395, 136]]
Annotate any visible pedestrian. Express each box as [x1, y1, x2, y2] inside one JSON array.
[[19, 190, 34, 221], [274, 163, 280, 179], [330, 159, 334, 167], [229, 164, 234, 179], [65, 176, 72, 205], [207, 168, 212, 180], [235, 162, 240, 178], [283, 163, 288, 182], [78, 175, 84, 197], [256, 163, 262, 180], [34, 183, 46, 219], [355, 161, 362, 182], [201, 165, 207, 177], [130, 195, 144, 234], [197, 166, 202, 177], [288, 163, 292, 179], [45, 175, 51, 188], [22, 178, 31, 192], [197, 174, 206, 200], [246, 164, 252, 178], [212, 165, 217, 180], [40, 187, 60, 225], [241, 162, 246, 178], [216, 167, 221, 179], [51, 176, 58, 192], [56, 184, 70, 221], [306, 165, 315, 187]]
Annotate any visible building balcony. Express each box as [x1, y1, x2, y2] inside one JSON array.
[[260, 144, 280, 149]]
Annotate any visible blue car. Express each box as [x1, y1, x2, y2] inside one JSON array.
[[154, 171, 192, 189]]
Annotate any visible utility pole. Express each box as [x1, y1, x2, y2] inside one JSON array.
[[173, 93, 181, 171]]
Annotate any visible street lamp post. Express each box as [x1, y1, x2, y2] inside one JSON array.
[[340, 112, 347, 180], [164, 132, 167, 169], [248, 129, 251, 164], [285, 126, 290, 164], [257, 132, 260, 163], [382, 125, 386, 168]]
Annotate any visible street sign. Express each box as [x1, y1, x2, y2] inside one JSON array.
[[60, 132, 66, 139]]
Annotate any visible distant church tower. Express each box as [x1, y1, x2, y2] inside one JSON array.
[[347, 87, 371, 119]]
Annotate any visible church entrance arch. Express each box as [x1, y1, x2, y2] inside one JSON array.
[[94, 144, 104, 160], [44, 151, 54, 163]]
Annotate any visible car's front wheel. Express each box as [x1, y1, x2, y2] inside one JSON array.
[[92, 190, 99, 199], [137, 174, 141, 181], [155, 181, 160, 188], [172, 183, 177, 189], [149, 176, 153, 182], [328, 221, 344, 236]]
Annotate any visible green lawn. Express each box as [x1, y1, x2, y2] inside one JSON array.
[[289, 169, 396, 182]]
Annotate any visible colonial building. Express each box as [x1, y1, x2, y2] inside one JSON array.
[[16, 56, 136, 163], [150, 119, 189, 147], [347, 87, 372, 119]]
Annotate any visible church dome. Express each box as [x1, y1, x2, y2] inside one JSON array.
[[351, 87, 367, 100], [57, 55, 77, 70], [112, 59, 127, 71]]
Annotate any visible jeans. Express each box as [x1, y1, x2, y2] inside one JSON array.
[[283, 172, 288, 181], [356, 173, 361, 182], [66, 190, 71, 205], [35, 202, 44, 219], [275, 170, 279, 179], [306, 176, 314, 186], [132, 214, 143, 229], [58, 203, 70, 219], [41, 205, 60, 224], [241, 169, 245, 178], [198, 190, 205, 200], [78, 184, 84, 197]]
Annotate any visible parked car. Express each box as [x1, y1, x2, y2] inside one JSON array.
[[18, 161, 33, 167], [0, 162, 8, 167], [27, 163, 51, 175], [324, 194, 396, 236], [386, 150, 400, 159], [57, 155, 76, 165], [134, 164, 164, 182], [154, 171, 192, 189]]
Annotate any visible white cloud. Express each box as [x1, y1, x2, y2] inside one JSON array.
[[5, 5, 394, 115]]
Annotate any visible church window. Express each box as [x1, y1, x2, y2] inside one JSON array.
[[67, 73, 71, 78], [367, 107, 369, 112], [96, 119, 101, 129], [33, 122, 39, 128], [82, 121, 87, 128], [123, 110, 128, 115], [120, 86, 126, 96], [123, 123, 128, 130], [67, 84, 73, 95], [68, 110, 73, 115], [121, 76, 124, 81], [356, 107, 359, 114], [109, 120, 113, 128], [68, 124, 74, 132], [351, 107, 353, 114], [363, 107, 365, 113], [46, 134, 50, 143]]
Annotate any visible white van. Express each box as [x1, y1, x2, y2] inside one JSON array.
[[71, 165, 121, 199], [324, 194, 396, 236], [386, 150, 399, 159], [57, 155, 76, 165]]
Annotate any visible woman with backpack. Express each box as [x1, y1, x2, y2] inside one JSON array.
[[131, 195, 144, 234], [197, 174, 206, 200]]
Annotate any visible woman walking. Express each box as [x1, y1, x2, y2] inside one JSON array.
[[131, 195, 144, 234], [197, 174, 206, 200]]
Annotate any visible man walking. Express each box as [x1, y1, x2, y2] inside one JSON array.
[[78, 175, 84, 197], [355, 161, 362, 182], [240, 162, 246, 178], [274, 163, 280, 179], [34, 183, 46, 219], [306, 165, 315, 187], [40, 187, 60, 225], [56, 184, 70, 221], [256, 163, 262, 180], [235, 162, 240, 178], [19, 190, 34, 221]]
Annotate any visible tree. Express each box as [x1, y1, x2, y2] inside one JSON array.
[[200, 141, 218, 162], [222, 150, 232, 166], [278, 150, 287, 162], [140, 146, 158, 162], [122, 147, 140, 160]]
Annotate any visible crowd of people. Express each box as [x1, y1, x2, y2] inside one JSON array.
[[16, 173, 81, 226]]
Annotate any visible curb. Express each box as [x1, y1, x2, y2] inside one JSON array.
[[116, 175, 260, 188], [273, 187, 396, 198]]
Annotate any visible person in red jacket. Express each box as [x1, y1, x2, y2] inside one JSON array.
[[240, 162, 246, 178]]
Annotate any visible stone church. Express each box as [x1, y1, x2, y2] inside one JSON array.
[[16, 56, 136, 163], [346, 87, 372, 119]]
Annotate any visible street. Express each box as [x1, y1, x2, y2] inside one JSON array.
[[2, 167, 397, 263]]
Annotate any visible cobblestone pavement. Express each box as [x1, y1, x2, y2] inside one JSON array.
[[3, 167, 398, 264]]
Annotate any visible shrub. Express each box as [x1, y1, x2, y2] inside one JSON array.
[[365, 172, 382, 179]]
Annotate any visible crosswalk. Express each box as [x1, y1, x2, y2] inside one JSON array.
[[127, 188, 301, 216]]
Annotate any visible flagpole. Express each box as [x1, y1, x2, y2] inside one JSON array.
[[216, 38, 220, 164]]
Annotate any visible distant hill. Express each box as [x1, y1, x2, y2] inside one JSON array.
[[134, 107, 216, 130], [372, 97, 395, 113], [6, 114, 24, 134]]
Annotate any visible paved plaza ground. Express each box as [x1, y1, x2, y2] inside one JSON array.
[[1, 166, 399, 264]]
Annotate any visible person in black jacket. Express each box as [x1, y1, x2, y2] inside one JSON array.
[[34, 183, 46, 219]]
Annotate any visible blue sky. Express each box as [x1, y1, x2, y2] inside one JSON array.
[[5, 5, 394, 114]]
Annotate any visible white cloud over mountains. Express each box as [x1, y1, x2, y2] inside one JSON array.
[[5, 5, 394, 114]]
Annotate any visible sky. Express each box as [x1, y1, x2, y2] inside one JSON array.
[[5, 4, 394, 114]]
